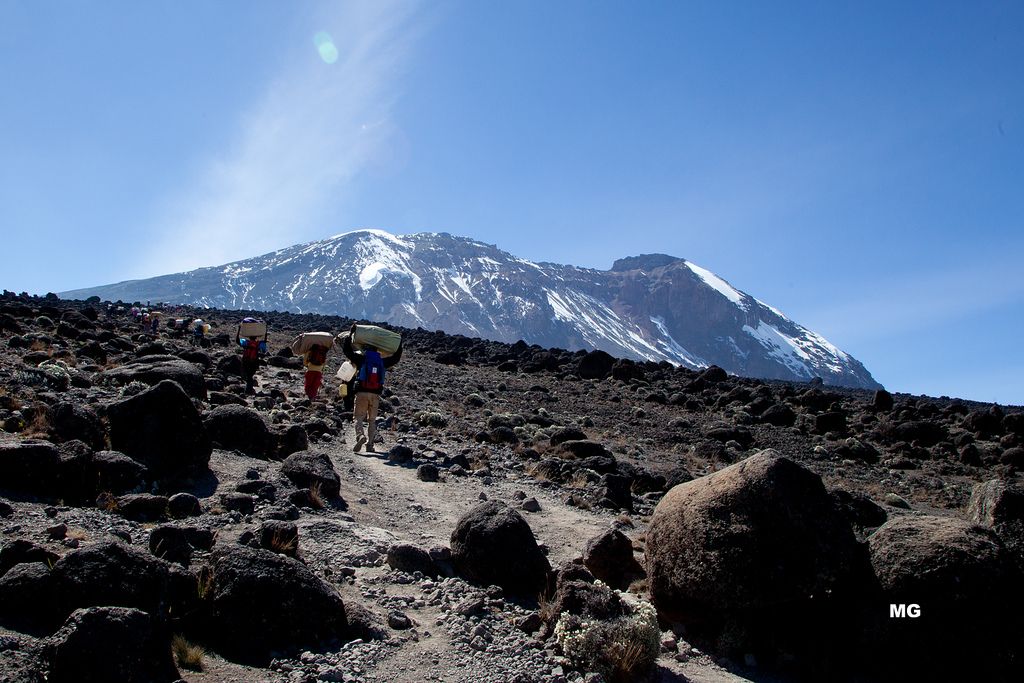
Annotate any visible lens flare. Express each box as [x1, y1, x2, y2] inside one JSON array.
[[313, 31, 339, 64]]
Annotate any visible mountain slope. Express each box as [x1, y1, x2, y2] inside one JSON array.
[[62, 229, 881, 389]]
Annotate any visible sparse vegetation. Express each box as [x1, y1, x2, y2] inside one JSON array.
[[172, 634, 205, 671], [308, 482, 325, 510], [268, 528, 298, 555], [553, 594, 660, 683]]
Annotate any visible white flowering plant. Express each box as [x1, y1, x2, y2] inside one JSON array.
[[552, 588, 660, 683]]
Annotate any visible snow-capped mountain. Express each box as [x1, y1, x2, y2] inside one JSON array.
[[62, 230, 881, 389]]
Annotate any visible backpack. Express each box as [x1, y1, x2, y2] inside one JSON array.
[[358, 350, 386, 391], [241, 339, 260, 361], [307, 344, 328, 366]]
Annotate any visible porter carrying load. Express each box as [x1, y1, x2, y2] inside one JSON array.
[[350, 324, 401, 356]]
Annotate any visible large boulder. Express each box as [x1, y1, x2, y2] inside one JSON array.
[[103, 358, 206, 399], [0, 440, 60, 498], [206, 545, 347, 664], [47, 539, 197, 629], [204, 405, 273, 458], [646, 450, 865, 659], [0, 562, 56, 632], [576, 350, 615, 380], [450, 500, 551, 595], [582, 527, 643, 591], [50, 402, 105, 450], [280, 451, 341, 498], [105, 380, 211, 479], [865, 515, 1022, 679], [0, 539, 59, 578], [45, 606, 180, 683], [967, 479, 1024, 570]]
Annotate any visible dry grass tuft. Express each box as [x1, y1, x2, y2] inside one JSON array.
[[95, 491, 119, 512], [172, 634, 205, 671], [267, 528, 298, 555], [308, 483, 325, 510]]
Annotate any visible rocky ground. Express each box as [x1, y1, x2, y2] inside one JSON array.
[[1, 292, 1022, 683]]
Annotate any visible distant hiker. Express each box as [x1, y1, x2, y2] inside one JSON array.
[[290, 332, 335, 401], [236, 317, 268, 394], [191, 318, 206, 347], [342, 325, 402, 453]]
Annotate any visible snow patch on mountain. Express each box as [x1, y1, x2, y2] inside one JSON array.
[[650, 316, 706, 369], [686, 261, 748, 309]]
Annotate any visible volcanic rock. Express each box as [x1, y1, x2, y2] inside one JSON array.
[[450, 500, 551, 595]]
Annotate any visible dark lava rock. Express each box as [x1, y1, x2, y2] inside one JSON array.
[[963, 406, 1004, 437], [872, 389, 894, 411], [387, 444, 415, 464], [582, 527, 642, 590], [220, 492, 255, 514], [1000, 446, 1024, 468], [833, 438, 880, 464], [548, 426, 588, 447], [50, 402, 104, 450], [386, 544, 439, 577], [759, 402, 796, 427], [116, 494, 168, 522], [91, 450, 148, 495], [829, 488, 887, 532], [148, 525, 194, 566], [0, 562, 55, 632], [865, 515, 1021, 680], [277, 424, 309, 457], [814, 411, 848, 435], [0, 440, 60, 498], [206, 545, 347, 664], [103, 358, 207, 399], [280, 451, 341, 498], [0, 539, 59, 578], [555, 440, 613, 459], [705, 426, 753, 448], [576, 350, 615, 380], [416, 463, 439, 482], [45, 539, 196, 629], [885, 419, 947, 447], [106, 380, 212, 479], [968, 479, 1024, 569], [167, 492, 201, 518], [450, 500, 551, 595], [646, 450, 865, 658], [204, 404, 274, 458], [45, 606, 180, 683]]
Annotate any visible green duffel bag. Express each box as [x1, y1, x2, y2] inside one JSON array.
[[351, 324, 401, 356]]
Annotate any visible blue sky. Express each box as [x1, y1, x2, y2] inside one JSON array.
[[1, 1, 1022, 404]]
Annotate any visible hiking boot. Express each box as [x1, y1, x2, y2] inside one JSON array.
[[365, 442, 375, 454], [354, 435, 366, 453]]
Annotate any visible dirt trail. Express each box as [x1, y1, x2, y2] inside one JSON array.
[[331, 422, 610, 566]]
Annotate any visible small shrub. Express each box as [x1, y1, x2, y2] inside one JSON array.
[[172, 634, 205, 671], [416, 411, 448, 428], [308, 483, 325, 510], [268, 528, 298, 555], [95, 491, 119, 512], [554, 594, 660, 683]]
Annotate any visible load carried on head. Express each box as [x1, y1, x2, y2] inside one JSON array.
[[348, 324, 401, 356], [290, 331, 334, 355], [238, 317, 268, 339]]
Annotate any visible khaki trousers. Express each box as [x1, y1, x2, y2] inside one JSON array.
[[354, 392, 380, 444]]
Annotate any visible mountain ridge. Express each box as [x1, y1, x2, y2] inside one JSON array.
[[62, 229, 881, 389]]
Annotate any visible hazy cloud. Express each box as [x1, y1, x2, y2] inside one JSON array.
[[139, 1, 422, 277]]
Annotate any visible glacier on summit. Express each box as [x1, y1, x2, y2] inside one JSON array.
[[62, 229, 881, 389]]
